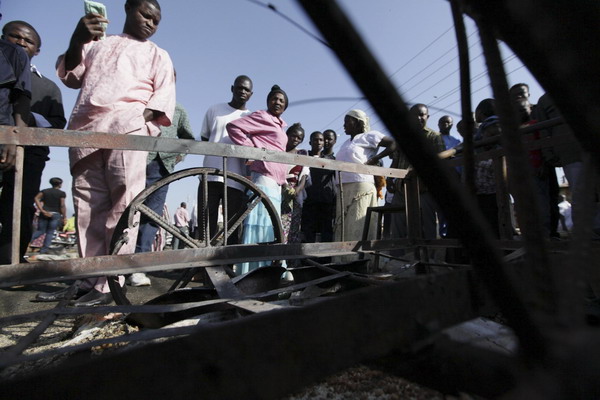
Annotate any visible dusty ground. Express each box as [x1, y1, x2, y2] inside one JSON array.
[[284, 365, 447, 400]]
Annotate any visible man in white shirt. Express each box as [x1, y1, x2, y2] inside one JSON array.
[[558, 194, 573, 233], [199, 75, 253, 244]]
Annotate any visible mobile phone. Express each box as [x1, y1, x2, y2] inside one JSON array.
[[84, 0, 108, 40]]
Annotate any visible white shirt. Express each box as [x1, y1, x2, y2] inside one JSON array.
[[558, 200, 573, 230], [200, 103, 252, 191], [336, 131, 386, 184]]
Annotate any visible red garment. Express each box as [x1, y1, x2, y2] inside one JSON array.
[[287, 165, 303, 186]]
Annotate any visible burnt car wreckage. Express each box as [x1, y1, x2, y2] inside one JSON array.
[[1, 0, 600, 398]]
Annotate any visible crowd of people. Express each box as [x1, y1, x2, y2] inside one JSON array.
[[0, 0, 592, 307]]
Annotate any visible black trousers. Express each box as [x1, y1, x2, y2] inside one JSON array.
[[197, 181, 246, 245], [301, 200, 335, 243]]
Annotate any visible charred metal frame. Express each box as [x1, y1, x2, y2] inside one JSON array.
[[1, 0, 600, 398]]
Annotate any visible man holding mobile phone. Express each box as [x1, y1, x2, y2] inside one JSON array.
[[36, 0, 175, 306]]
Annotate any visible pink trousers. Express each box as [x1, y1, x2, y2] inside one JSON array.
[[72, 149, 147, 293]]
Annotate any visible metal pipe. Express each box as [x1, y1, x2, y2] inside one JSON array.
[[450, 0, 475, 195], [202, 170, 209, 247], [0, 127, 407, 179], [10, 146, 24, 265], [222, 156, 229, 246], [477, 18, 560, 355], [337, 171, 344, 242]]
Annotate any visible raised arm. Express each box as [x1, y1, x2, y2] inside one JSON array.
[[176, 107, 195, 140], [64, 13, 109, 71], [226, 113, 260, 148]]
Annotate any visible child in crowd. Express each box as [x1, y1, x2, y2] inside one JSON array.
[[301, 130, 337, 248], [281, 123, 308, 246], [323, 129, 337, 158], [308, 130, 324, 158], [474, 99, 502, 237]]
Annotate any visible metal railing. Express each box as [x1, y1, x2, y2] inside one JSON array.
[[0, 116, 573, 285]]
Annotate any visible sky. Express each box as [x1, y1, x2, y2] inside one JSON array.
[[2, 0, 546, 217]]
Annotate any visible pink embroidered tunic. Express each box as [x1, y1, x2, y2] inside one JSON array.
[[57, 33, 175, 168]]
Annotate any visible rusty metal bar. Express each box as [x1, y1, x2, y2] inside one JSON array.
[[358, 206, 373, 265], [372, 207, 386, 270], [222, 156, 229, 246], [396, 238, 582, 254], [405, 176, 421, 251], [477, 20, 559, 335], [582, 155, 600, 296], [0, 241, 362, 287], [212, 194, 261, 246], [0, 127, 406, 179], [337, 170, 344, 242], [570, 153, 600, 301], [201, 170, 209, 247], [205, 266, 242, 299], [450, 0, 475, 195], [492, 156, 513, 239], [10, 146, 24, 265], [7, 235, 527, 288], [137, 203, 197, 249], [297, 0, 547, 362], [305, 259, 390, 287]]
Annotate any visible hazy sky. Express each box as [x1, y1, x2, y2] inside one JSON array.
[[3, 0, 544, 216]]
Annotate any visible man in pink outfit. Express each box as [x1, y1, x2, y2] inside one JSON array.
[[35, 0, 175, 306], [171, 202, 190, 249]]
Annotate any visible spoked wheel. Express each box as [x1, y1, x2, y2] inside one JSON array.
[[107, 167, 284, 305]]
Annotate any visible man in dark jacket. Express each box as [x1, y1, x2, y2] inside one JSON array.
[[0, 25, 33, 264]]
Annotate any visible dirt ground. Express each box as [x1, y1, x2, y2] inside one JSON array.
[[283, 365, 447, 400]]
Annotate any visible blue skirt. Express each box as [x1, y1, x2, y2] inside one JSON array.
[[237, 173, 281, 275]]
